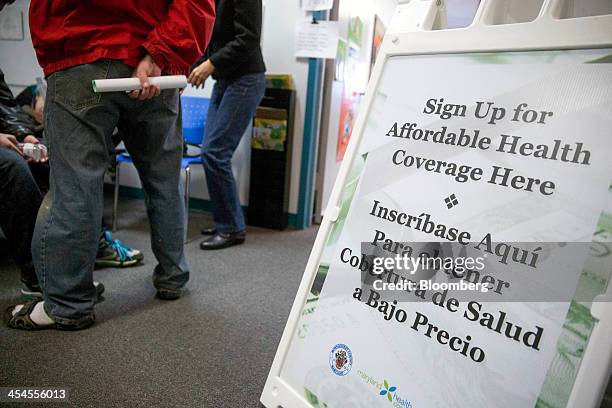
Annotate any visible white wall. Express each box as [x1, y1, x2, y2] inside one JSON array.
[[0, 0, 310, 215], [0, 0, 43, 92], [261, 1, 310, 214]]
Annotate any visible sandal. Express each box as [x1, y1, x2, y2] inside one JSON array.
[[4, 301, 96, 331], [3, 300, 54, 330]]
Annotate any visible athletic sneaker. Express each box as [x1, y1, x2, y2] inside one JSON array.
[[21, 281, 105, 301], [20, 281, 43, 299], [95, 230, 144, 268]]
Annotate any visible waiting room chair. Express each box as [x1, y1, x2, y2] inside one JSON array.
[[112, 96, 210, 240]]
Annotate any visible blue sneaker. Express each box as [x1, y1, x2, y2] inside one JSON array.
[[95, 231, 144, 268]]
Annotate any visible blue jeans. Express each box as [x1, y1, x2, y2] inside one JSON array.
[[34, 59, 189, 327], [201, 72, 265, 234], [0, 148, 42, 286]]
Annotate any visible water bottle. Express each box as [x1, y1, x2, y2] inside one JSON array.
[[18, 143, 47, 161]]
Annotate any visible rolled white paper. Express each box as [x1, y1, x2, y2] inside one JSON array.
[[92, 75, 187, 93]]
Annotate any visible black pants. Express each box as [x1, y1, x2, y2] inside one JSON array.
[[0, 148, 44, 285]]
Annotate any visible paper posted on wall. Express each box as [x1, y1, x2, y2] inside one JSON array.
[[301, 0, 334, 12], [295, 21, 340, 59]]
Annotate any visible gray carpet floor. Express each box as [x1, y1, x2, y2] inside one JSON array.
[[0, 198, 318, 407]]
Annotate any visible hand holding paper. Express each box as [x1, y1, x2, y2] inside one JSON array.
[[93, 53, 186, 97], [130, 54, 162, 100]]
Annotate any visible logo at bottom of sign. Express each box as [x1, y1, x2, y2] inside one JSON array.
[[329, 344, 353, 376]]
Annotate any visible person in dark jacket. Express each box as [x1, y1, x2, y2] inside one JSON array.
[[0, 72, 40, 144], [4, 0, 215, 331], [0, 70, 49, 189], [188, 0, 266, 250]]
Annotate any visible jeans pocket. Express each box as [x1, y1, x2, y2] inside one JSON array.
[[52, 60, 111, 110]]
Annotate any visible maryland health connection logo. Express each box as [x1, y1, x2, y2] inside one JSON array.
[[379, 379, 397, 402], [329, 343, 353, 376]]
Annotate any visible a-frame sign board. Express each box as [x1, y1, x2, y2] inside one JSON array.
[[262, 0, 612, 407]]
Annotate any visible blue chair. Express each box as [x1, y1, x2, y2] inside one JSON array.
[[112, 96, 210, 239]]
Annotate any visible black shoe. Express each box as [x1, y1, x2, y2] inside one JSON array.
[[199, 231, 245, 250], [201, 227, 217, 235], [157, 287, 183, 300]]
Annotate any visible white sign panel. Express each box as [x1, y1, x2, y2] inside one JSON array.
[[295, 21, 339, 59], [271, 49, 612, 408], [302, 0, 334, 12]]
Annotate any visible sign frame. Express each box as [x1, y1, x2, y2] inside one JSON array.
[[261, 1, 612, 407]]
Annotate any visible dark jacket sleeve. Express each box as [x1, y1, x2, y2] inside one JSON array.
[[0, 70, 36, 142], [208, 0, 262, 77]]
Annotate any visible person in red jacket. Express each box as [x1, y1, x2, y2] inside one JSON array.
[[4, 0, 215, 331]]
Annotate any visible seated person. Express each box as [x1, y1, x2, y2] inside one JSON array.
[[0, 132, 43, 296], [0, 138, 124, 299]]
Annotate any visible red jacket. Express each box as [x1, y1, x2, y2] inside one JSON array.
[[29, 0, 215, 77]]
